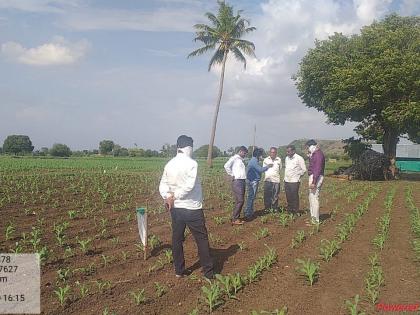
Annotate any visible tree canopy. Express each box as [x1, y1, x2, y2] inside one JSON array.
[[3, 135, 34, 155], [99, 140, 115, 155], [49, 143, 72, 157], [194, 145, 221, 158], [294, 14, 420, 159]]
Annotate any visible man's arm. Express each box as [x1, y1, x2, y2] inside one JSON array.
[[174, 163, 198, 200], [299, 156, 307, 176], [262, 158, 268, 167], [224, 156, 234, 176], [311, 153, 321, 184], [254, 162, 270, 174], [159, 167, 172, 199], [159, 167, 174, 210]]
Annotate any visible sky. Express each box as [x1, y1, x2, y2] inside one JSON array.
[[0, 0, 419, 151]]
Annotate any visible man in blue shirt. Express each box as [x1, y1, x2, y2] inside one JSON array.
[[244, 148, 273, 220]]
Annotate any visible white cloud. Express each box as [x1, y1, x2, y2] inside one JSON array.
[[214, 0, 401, 116], [191, 0, 415, 146], [1, 37, 89, 66], [354, 0, 393, 24]]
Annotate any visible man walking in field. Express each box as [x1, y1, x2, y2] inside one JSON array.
[[244, 147, 272, 220], [263, 147, 282, 212], [306, 139, 325, 224], [224, 146, 248, 225], [159, 135, 214, 279], [284, 145, 306, 214]]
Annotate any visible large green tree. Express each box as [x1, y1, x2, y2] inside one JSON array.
[[294, 14, 420, 160], [189, 0, 256, 167], [3, 135, 34, 155], [49, 143, 72, 157], [194, 145, 221, 158], [99, 140, 114, 155]]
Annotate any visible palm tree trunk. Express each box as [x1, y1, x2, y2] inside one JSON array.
[[207, 51, 228, 167]]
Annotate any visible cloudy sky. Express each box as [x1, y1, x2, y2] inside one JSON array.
[[0, 0, 418, 151]]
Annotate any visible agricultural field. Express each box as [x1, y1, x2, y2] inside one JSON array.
[[1, 156, 419, 315]]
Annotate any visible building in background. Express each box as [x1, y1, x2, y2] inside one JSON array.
[[371, 144, 420, 173]]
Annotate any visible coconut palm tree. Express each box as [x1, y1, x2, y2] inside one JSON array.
[[188, 1, 256, 167]]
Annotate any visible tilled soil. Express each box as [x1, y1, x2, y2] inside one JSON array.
[[1, 173, 419, 315]]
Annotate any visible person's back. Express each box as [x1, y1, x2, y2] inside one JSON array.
[[162, 153, 202, 210], [159, 135, 213, 279]]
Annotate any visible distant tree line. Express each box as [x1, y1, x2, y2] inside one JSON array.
[[1, 134, 353, 160], [0, 135, 232, 159]]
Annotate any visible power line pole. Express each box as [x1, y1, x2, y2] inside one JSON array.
[[252, 124, 256, 153]]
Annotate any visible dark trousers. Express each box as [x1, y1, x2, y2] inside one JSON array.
[[284, 182, 300, 213], [170, 208, 214, 278], [264, 181, 280, 210], [231, 179, 245, 220]]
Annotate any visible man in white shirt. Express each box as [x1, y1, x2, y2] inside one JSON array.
[[263, 147, 282, 211], [159, 135, 214, 279], [224, 146, 248, 225], [284, 144, 307, 214]]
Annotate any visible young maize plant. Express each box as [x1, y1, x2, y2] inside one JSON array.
[[102, 307, 117, 315], [188, 308, 199, 315], [336, 225, 350, 243], [254, 227, 270, 240], [247, 264, 261, 283], [291, 230, 305, 248], [231, 273, 244, 295], [5, 221, 15, 241], [77, 237, 92, 254], [345, 295, 365, 315], [201, 279, 223, 313], [54, 285, 71, 306], [154, 282, 167, 298], [364, 253, 384, 304], [75, 281, 89, 298], [95, 280, 112, 293], [278, 212, 290, 227], [295, 258, 320, 286], [215, 274, 235, 299], [130, 288, 146, 305], [319, 239, 341, 261], [164, 249, 173, 264], [56, 268, 71, 282], [251, 306, 288, 315], [412, 239, 420, 261]]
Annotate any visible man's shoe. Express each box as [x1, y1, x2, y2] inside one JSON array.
[[175, 274, 185, 279], [231, 219, 244, 226]]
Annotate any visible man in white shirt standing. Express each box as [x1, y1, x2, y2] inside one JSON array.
[[224, 146, 248, 225], [263, 147, 282, 211], [284, 144, 307, 214], [159, 135, 214, 279]]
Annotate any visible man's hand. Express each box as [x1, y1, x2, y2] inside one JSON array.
[[267, 163, 274, 168], [309, 183, 316, 191], [164, 193, 175, 211]]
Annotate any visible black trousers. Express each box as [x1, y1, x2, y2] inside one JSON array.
[[231, 179, 245, 220], [170, 208, 214, 278], [263, 181, 280, 210], [284, 182, 300, 213]]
